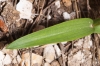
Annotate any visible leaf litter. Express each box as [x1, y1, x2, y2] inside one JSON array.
[[0, 0, 100, 66]]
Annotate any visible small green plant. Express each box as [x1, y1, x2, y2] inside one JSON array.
[[6, 18, 100, 49]]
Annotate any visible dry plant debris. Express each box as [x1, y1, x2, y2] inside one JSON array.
[[0, 0, 100, 66]]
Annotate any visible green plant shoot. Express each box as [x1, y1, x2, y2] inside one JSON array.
[[6, 18, 100, 49], [93, 18, 100, 33]]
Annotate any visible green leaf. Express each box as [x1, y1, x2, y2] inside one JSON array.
[[93, 18, 100, 33], [94, 26, 100, 33], [7, 18, 94, 49], [93, 18, 100, 26]]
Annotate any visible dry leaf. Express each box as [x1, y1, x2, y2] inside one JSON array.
[[0, 19, 8, 33]]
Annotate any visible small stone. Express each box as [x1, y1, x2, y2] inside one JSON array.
[[47, 15, 51, 20], [16, 0, 33, 20], [51, 60, 60, 66], [62, 0, 72, 7], [61, 41, 67, 45], [54, 45, 61, 57], [68, 51, 85, 66], [44, 63, 51, 66], [0, 51, 5, 60], [12, 58, 17, 64], [70, 12, 76, 19], [0, 0, 7, 2], [55, 0, 61, 8], [17, 55, 21, 64], [43, 45, 56, 63], [3, 54, 12, 65], [21, 52, 43, 66], [83, 36, 93, 49], [2, 47, 17, 58], [63, 12, 71, 20]]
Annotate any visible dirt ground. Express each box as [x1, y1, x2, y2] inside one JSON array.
[[0, 0, 100, 66]]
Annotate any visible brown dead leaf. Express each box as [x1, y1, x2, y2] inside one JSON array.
[[0, 19, 8, 33]]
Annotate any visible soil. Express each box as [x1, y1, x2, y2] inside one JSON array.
[[0, 0, 100, 66]]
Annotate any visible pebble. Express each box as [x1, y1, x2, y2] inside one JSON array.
[[21, 52, 43, 66], [3, 54, 12, 65], [61, 41, 67, 45], [17, 55, 21, 64], [43, 45, 56, 63], [54, 45, 61, 57], [0, 51, 12, 65], [0, 0, 7, 2], [44, 62, 51, 66], [2, 47, 17, 58], [62, 0, 72, 7], [63, 12, 71, 20], [55, 0, 61, 8], [16, 0, 33, 20], [47, 15, 51, 20], [0, 51, 5, 66], [51, 60, 60, 66]]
